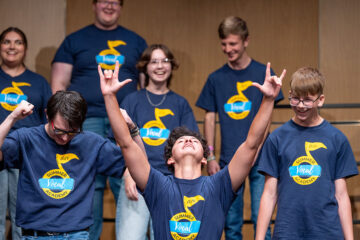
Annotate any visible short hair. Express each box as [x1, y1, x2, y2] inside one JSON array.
[[0, 27, 28, 50], [46, 91, 87, 130], [136, 44, 179, 87], [290, 67, 325, 97], [218, 16, 249, 40], [164, 127, 209, 173], [92, 0, 123, 6]]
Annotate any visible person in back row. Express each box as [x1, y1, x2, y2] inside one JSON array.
[[99, 60, 285, 239], [0, 27, 51, 240]]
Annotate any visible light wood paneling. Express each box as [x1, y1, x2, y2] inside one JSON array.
[[0, 0, 66, 82]]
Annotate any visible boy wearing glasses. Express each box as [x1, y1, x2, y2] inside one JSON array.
[[256, 67, 358, 239], [0, 91, 131, 240]]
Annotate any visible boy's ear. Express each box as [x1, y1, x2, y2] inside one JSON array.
[[201, 157, 207, 166], [167, 157, 175, 166], [317, 94, 325, 107]]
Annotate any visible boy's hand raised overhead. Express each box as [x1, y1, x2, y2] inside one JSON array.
[[252, 62, 285, 99], [98, 61, 132, 96]]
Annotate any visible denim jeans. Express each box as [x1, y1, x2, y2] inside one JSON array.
[[225, 165, 271, 240], [116, 178, 154, 240], [21, 230, 89, 240], [82, 117, 121, 240], [0, 168, 21, 240]]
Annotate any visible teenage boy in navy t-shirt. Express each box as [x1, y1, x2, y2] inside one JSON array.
[[256, 67, 358, 240], [0, 91, 136, 239], [99, 61, 285, 239]]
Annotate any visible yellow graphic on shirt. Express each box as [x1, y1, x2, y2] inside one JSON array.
[[140, 108, 174, 146], [224, 81, 253, 120], [96, 40, 126, 70], [0, 81, 31, 111], [289, 142, 326, 185], [39, 153, 79, 199], [169, 195, 205, 240]]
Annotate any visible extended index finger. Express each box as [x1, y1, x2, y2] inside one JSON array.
[[266, 62, 271, 79]]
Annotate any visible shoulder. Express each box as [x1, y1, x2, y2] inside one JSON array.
[[208, 64, 230, 79], [65, 25, 94, 38], [23, 69, 48, 83], [115, 25, 146, 42]]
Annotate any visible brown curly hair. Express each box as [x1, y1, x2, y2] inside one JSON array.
[[164, 127, 209, 173]]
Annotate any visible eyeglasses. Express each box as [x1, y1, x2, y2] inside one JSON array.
[[149, 58, 171, 66], [288, 95, 320, 108], [97, 0, 120, 7], [51, 121, 81, 136]]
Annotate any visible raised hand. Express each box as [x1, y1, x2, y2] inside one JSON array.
[[98, 61, 132, 96], [10, 100, 34, 121], [252, 62, 286, 99]]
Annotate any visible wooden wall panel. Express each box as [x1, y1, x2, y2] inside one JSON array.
[[319, 0, 360, 238], [0, 0, 66, 82]]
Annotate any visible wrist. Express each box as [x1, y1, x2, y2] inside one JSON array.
[[207, 155, 216, 162], [130, 125, 140, 138]]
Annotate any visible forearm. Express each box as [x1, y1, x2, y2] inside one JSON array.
[[247, 97, 274, 152], [204, 111, 216, 151], [104, 94, 150, 190], [51, 62, 72, 93], [336, 179, 354, 240], [256, 177, 278, 240]]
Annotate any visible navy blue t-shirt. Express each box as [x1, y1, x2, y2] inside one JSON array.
[[114, 89, 199, 175], [53, 24, 147, 117], [0, 68, 51, 130], [143, 166, 235, 239], [258, 120, 358, 239], [1, 125, 125, 232], [196, 60, 284, 167]]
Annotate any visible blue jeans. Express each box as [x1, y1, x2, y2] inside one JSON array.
[[225, 165, 271, 240], [21, 230, 89, 240], [83, 117, 121, 240], [116, 178, 154, 240], [0, 168, 21, 240]]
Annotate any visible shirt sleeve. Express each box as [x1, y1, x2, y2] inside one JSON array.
[[211, 166, 236, 213], [257, 136, 279, 178], [52, 37, 75, 65], [334, 134, 358, 179], [142, 167, 169, 210], [196, 76, 217, 112], [95, 139, 125, 178]]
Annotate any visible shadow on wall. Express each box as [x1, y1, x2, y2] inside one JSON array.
[[35, 46, 58, 83]]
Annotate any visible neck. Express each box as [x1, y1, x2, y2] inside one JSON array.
[[292, 115, 324, 127], [94, 22, 117, 31], [146, 82, 169, 94], [228, 53, 251, 70], [1, 64, 25, 77], [173, 156, 203, 180]]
